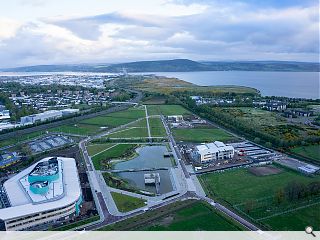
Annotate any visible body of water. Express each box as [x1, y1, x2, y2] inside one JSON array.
[[113, 145, 174, 194], [137, 71, 319, 99]]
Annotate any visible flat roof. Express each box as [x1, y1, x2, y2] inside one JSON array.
[[0, 157, 81, 221]]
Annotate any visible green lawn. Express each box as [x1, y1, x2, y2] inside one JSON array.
[[49, 123, 101, 135], [140, 201, 244, 231], [172, 127, 234, 142], [199, 166, 320, 230], [291, 145, 320, 162], [108, 127, 148, 138], [80, 108, 145, 127], [87, 143, 116, 156], [0, 131, 44, 148], [111, 192, 146, 212], [262, 203, 320, 231], [91, 144, 137, 170], [147, 105, 190, 116], [149, 117, 167, 137]]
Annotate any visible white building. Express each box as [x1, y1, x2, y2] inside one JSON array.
[[0, 110, 10, 121], [21, 110, 62, 125], [0, 157, 82, 231], [193, 141, 234, 163], [61, 108, 80, 116], [167, 115, 183, 122]]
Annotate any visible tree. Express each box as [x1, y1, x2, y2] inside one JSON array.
[[274, 189, 285, 205]]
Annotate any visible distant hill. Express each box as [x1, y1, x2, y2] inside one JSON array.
[[2, 59, 319, 72]]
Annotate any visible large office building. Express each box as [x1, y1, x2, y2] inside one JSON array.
[[193, 141, 234, 163], [0, 157, 82, 231], [20, 110, 62, 125]]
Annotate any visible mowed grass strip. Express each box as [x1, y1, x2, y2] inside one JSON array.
[[108, 127, 148, 138], [111, 192, 146, 213], [149, 117, 167, 137], [172, 127, 234, 142], [91, 144, 137, 170], [147, 105, 190, 116], [80, 108, 146, 127], [290, 145, 320, 162], [140, 201, 244, 231], [49, 123, 101, 135], [87, 143, 116, 156]]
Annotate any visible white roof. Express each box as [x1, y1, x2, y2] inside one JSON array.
[[0, 157, 81, 221], [196, 141, 234, 155]]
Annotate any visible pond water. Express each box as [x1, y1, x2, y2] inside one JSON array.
[[113, 145, 174, 194], [113, 145, 172, 170]]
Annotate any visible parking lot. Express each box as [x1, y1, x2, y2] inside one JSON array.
[[28, 135, 74, 153]]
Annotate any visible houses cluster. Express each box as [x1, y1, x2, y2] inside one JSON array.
[[0, 73, 115, 89], [9, 89, 117, 112], [253, 100, 287, 112], [0, 105, 10, 121], [190, 96, 236, 105]]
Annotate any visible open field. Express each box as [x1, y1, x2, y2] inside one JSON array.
[[199, 166, 320, 230], [87, 143, 116, 156], [91, 144, 137, 170], [262, 203, 320, 230], [49, 123, 102, 136], [80, 108, 145, 127], [99, 200, 245, 231], [147, 105, 190, 116], [290, 145, 320, 162], [149, 117, 167, 137], [111, 192, 146, 212], [108, 127, 148, 138], [140, 201, 244, 231], [0, 131, 44, 148], [248, 166, 283, 176], [172, 127, 234, 142]]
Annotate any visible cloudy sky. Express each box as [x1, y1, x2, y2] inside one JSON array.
[[0, 0, 318, 67]]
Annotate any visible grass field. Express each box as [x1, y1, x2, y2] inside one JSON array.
[[172, 127, 234, 142], [87, 143, 116, 156], [80, 108, 145, 127], [99, 200, 245, 231], [147, 105, 190, 116], [91, 144, 137, 170], [149, 117, 167, 137], [49, 123, 102, 135], [111, 192, 146, 212], [140, 201, 244, 231], [108, 127, 148, 138], [290, 145, 320, 162], [0, 131, 44, 148], [199, 166, 320, 230]]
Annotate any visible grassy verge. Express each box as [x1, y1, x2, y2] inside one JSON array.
[[98, 200, 245, 231], [111, 192, 146, 212], [172, 127, 235, 142], [53, 215, 100, 231], [290, 145, 320, 163]]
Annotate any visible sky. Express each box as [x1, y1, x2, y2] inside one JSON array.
[[0, 0, 319, 67]]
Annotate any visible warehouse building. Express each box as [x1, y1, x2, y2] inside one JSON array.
[[20, 110, 62, 125], [192, 141, 234, 163], [0, 157, 82, 231]]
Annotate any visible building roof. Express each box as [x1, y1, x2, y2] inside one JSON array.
[[0, 157, 81, 221], [196, 141, 234, 155]]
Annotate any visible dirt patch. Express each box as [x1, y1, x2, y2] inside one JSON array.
[[157, 215, 174, 227], [248, 166, 283, 176]]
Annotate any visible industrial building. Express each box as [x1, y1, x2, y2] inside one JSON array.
[[193, 141, 234, 163], [20, 110, 62, 125], [0, 152, 20, 169], [167, 115, 183, 122], [20, 108, 79, 125], [0, 157, 82, 231]]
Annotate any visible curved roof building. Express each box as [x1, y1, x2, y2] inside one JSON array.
[[0, 157, 82, 231]]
